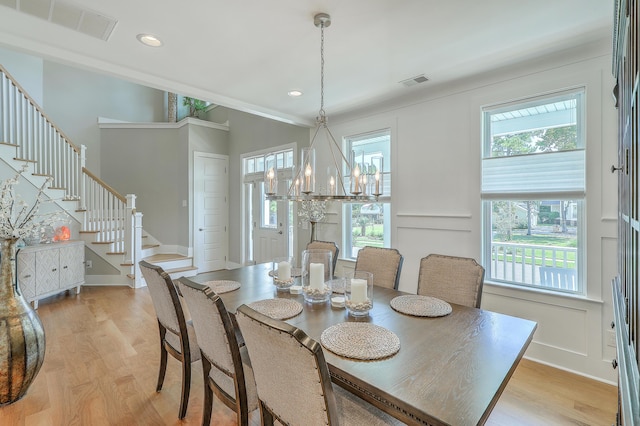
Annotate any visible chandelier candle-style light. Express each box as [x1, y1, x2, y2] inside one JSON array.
[[266, 13, 382, 202]]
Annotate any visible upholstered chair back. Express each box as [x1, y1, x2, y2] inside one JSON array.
[[354, 246, 404, 289], [139, 261, 184, 337], [417, 254, 485, 308], [236, 305, 339, 425], [176, 278, 258, 425], [306, 240, 340, 274]]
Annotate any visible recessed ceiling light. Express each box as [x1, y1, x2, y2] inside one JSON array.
[[288, 90, 303, 97], [137, 33, 163, 47]]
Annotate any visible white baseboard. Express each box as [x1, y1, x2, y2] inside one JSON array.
[[84, 275, 132, 286]]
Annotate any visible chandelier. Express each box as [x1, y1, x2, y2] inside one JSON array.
[[265, 13, 382, 202]]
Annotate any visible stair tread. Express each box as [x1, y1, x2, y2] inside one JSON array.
[[79, 230, 99, 234], [0, 142, 18, 147], [142, 244, 160, 249], [107, 252, 125, 255], [128, 266, 198, 281], [165, 266, 198, 274], [144, 253, 191, 262], [13, 157, 36, 163]]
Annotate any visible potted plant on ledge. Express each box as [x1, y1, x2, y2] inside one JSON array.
[[182, 97, 208, 119]]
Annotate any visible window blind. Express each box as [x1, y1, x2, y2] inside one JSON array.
[[481, 149, 585, 199]]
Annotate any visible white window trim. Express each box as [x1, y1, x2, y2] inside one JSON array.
[[480, 89, 586, 295]]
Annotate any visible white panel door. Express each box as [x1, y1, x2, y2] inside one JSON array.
[[252, 181, 287, 264], [194, 153, 229, 272]]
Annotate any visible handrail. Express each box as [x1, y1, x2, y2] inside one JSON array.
[[82, 167, 126, 203], [1, 63, 142, 282], [0, 64, 80, 154]]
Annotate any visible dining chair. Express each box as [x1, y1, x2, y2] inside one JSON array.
[[176, 277, 258, 426], [417, 253, 485, 308], [139, 260, 200, 419], [354, 246, 404, 289], [306, 240, 339, 275], [235, 304, 402, 426]]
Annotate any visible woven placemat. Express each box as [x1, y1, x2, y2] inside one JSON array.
[[320, 322, 400, 360], [204, 280, 241, 294], [390, 295, 452, 317], [247, 298, 303, 320]]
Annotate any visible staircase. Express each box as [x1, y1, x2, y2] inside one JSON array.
[[0, 64, 197, 286]]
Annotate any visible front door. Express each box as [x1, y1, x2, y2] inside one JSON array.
[[194, 153, 228, 272], [251, 181, 287, 264]]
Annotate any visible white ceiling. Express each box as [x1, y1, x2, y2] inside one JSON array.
[[0, 0, 613, 126]]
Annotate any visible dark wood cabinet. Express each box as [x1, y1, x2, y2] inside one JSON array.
[[613, 0, 640, 424]]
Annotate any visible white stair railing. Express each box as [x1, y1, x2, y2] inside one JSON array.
[[0, 64, 142, 280], [0, 65, 82, 200], [82, 167, 127, 253]]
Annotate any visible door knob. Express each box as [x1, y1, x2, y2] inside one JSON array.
[[278, 231, 283, 234], [199, 228, 204, 231], [611, 165, 623, 173]]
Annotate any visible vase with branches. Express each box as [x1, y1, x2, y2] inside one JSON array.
[[0, 163, 68, 406]]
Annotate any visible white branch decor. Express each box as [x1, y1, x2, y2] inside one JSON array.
[[0, 163, 68, 241]]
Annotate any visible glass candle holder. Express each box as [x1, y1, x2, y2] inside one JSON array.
[[272, 256, 295, 291], [345, 271, 373, 317], [301, 249, 332, 303]]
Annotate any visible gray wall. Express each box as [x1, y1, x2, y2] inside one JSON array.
[[225, 109, 309, 263], [42, 62, 166, 175], [0, 47, 44, 105], [100, 123, 229, 246]]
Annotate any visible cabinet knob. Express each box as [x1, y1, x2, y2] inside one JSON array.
[[612, 359, 618, 369], [611, 321, 615, 329], [63, 266, 68, 269], [52, 268, 57, 272]]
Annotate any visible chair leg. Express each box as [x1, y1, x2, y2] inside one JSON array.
[[178, 353, 191, 419], [201, 357, 213, 426], [156, 327, 168, 392]]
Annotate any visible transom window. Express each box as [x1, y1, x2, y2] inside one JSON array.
[[481, 89, 585, 294]]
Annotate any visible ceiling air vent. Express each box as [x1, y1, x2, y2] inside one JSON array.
[[399, 74, 429, 87], [0, 0, 118, 41]]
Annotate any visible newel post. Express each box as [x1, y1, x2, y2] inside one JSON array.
[[133, 212, 144, 288], [79, 144, 87, 211], [125, 194, 136, 265]]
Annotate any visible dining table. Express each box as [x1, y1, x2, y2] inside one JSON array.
[[193, 263, 537, 426]]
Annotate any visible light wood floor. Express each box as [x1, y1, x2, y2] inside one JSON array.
[[0, 286, 617, 425]]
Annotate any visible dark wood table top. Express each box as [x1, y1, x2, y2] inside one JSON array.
[[194, 263, 537, 426]]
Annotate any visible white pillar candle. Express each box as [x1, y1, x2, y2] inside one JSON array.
[[309, 263, 324, 290], [278, 261, 291, 281], [350, 279, 367, 303]]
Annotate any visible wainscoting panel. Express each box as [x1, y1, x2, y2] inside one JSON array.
[[483, 292, 588, 356], [396, 225, 477, 293]]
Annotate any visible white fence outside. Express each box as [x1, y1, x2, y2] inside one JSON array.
[[490, 242, 578, 292]]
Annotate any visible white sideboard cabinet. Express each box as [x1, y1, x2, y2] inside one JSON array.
[[16, 240, 85, 309]]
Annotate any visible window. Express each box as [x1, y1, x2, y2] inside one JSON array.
[[481, 90, 585, 294], [343, 129, 391, 259]]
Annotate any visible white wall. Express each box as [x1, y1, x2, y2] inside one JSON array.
[[313, 41, 617, 383]]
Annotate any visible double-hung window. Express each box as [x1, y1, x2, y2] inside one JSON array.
[[481, 89, 585, 294], [343, 129, 391, 259]]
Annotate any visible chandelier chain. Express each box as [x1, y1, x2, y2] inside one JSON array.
[[319, 21, 325, 119]]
